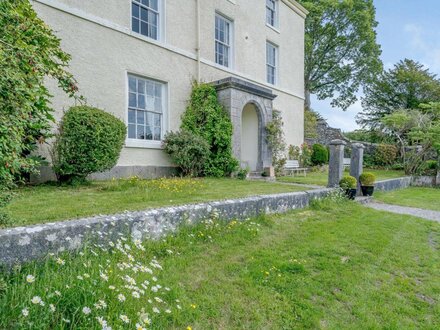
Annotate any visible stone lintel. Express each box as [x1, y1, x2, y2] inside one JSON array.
[[212, 77, 277, 100]]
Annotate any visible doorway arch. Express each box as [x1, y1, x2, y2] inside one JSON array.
[[241, 103, 260, 171]]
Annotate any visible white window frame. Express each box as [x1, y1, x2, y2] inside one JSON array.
[[266, 41, 278, 85], [266, 0, 279, 29], [131, 0, 163, 41], [126, 73, 168, 149], [215, 13, 234, 68]]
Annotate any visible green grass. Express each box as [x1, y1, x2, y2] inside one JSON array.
[[1, 200, 439, 329], [3, 178, 307, 228], [375, 187, 440, 211], [278, 168, 406, 186]]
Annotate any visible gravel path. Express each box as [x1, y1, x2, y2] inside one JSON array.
[[366, 202, 440, 222]]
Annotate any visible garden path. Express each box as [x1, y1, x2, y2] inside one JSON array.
[[366, 202, 440, 223]]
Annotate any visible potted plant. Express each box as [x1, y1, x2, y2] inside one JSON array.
[[339, 176, 357, 200], [359, 172, 376, 196]]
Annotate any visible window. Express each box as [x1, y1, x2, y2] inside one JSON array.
[[215, 14, 232, 68], [127, 75, 164, 142], [131, 0, 160, 40], [266, 42, 278, 85], [266, 0, 278, 27]]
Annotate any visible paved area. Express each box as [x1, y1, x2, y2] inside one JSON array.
[[366, 202, 440, 222]]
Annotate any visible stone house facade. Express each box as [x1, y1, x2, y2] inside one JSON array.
[[32, 0, 307, 179]]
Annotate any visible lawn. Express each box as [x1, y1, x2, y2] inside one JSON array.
[[278, 168, 406, 186], [3, 177, 307, 228], [1, 199, 439, 329], [375, 187, 440, 211]]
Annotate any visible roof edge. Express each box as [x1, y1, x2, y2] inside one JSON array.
[[282, 0, 309, 18]]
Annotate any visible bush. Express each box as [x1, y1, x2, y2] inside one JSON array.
[[236, 168, 249, 180], [339, 176, 357, 189], [359, 172, 376, 186], [300, 143, 313, 167], [163, 130, 210, 177], [181, 83, 238, 177], [420, 160, 439, 175], [311, 144, 329, 166], [373, 144, 398, 167], [52, 106, 126, 184], [266, 110, 287, 177]]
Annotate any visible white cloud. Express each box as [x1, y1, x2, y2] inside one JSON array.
[[404, 23, 440, 73]]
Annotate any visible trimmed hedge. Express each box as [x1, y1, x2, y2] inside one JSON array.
[[53, 106, 126, 183]]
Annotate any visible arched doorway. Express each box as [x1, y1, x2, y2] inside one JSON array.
[[241, 103, 260, 171]]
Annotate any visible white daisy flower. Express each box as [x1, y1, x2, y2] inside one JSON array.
[[49, 304, 56, 312], [31, 296, 42, 305], [152, 307, 160, 314], [21, 308, 29, 317], [132, 291, 140, 299], [117, 294, 126, 302], [56, 258, 65, 265], [119, 314, 130, 323], [26, 275, 35, 283], [135, 324, 146, 330], [82, 306, 91, 315]]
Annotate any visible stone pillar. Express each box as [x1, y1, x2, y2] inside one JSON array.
[[350, 143, 364, 195], [328, 139, 346, 187]]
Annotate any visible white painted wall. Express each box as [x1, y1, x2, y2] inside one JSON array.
[[32, 0, 306, 168]]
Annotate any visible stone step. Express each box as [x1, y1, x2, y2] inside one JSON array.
[[355, 196, 373, 205]]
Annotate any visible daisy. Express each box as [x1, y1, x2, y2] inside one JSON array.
[[49, 304, 56, 312], [31, 296, 42, 305], [117, 294, 126, 302], [21, 308, 29, 317], [132, 291, 140, 299], [119, 314, 130, 323], [152, 307, 160, 314], [82, 306, 91, 315], [56, 258, 65, 265], [26, 275, 35, 283]]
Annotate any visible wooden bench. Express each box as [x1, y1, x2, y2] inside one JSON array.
[[284, 160, 307, 177], [343, 158, 351, 168]]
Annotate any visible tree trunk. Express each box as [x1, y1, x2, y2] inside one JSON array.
[[305, 88, 311, 112]]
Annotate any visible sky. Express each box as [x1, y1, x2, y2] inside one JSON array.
[[312, 0, 440, 132]]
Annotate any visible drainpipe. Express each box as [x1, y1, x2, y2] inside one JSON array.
[[196, 0, 201, 82]]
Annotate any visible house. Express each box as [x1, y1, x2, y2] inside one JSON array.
[[32, 0, 307, 180]]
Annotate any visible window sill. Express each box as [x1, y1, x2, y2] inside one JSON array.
[[266, 23, 280, 34], [125, 139, 163, 149]]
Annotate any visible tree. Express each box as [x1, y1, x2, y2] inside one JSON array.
[[304, 108, 321, 139], [381, 102, 440, 174], [299, 0, 382, 110], [0, 1, 79, 210], [358, 59, 440, 128]]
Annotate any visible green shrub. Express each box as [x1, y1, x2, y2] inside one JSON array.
[[266, 110, 287, 177], [236, 168, 249, 180], [421, 160, 439, 175], [339, 176, 357, 189], [288, 145, 301, 160], [359, 172, 376, 186], [311, 143, 329, 166], [300, 143, 313, 167], [181, 83, 238, 177], [52, 106, 126, 184], [373, 144, 398, 167], [163, 130, 210, 177]]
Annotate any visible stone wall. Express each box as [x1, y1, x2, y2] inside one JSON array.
[[0, 189, 333, 267], [375, 177, 412, 191]]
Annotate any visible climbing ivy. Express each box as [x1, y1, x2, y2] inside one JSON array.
[[266, 110, 287, 176], [181, 82, 238, 177]]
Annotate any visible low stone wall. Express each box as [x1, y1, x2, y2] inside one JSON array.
[[375, 177, 412, 192], [0, 188, 332, 267], [411, 176, 440, 187]]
